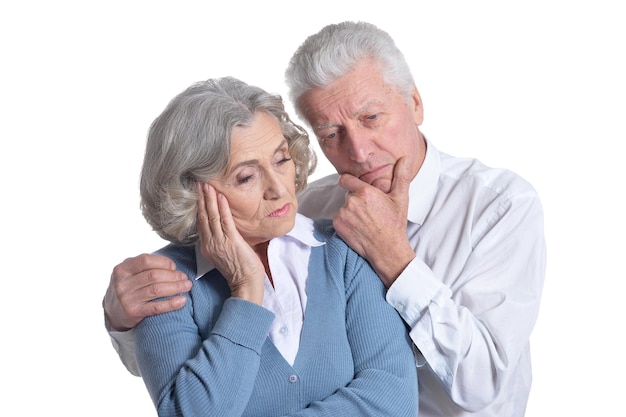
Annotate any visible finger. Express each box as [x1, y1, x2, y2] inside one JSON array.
[[141, 275, 192, 299], [112, 254, 177, 281], [115, 267, 188, 297], [204, 184, 223, 231], [121, 272, 190, 304], [196, 181, 208, 223], [111, 270, 191, 328], [142, 295, 188, 317], [389, 157, 412, 202], [126, 294, 188, 323], [197, 183, 222, 241], [338, 172, 368, 194], [216, 192, 239, 236]]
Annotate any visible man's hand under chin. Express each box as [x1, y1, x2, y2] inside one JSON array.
[[333, 157, 416, 287]]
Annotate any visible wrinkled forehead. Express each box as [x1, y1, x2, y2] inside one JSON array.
[[298, 71, 402, 128], [228, 113, 286, 159]]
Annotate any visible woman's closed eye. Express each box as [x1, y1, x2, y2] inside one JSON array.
[[235, 168, 256, 185]]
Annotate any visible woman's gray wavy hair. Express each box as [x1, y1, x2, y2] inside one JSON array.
[[140, 76, 316, 245], [285, 21, 415, 122]]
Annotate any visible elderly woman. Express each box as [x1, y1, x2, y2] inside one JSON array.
[[133, 77, 418, 417]]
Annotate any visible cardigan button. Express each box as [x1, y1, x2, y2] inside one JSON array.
[[288, 374, 298, 383]]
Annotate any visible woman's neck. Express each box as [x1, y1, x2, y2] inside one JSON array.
[[253, 240, 273, 287]]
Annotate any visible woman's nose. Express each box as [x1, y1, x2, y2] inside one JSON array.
[[263, 171, 287, 200]]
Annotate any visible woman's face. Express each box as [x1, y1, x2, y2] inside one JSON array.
[[208, 111, 298, 247]]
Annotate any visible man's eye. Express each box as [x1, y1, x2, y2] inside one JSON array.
[[366, 114, 377, 120], [326, 132, 337, 139]]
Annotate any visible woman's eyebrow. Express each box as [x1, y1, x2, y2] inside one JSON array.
[[227, 139, 289, 172]]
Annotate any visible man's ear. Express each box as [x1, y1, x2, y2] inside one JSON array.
[[410, 85, 424, 126]]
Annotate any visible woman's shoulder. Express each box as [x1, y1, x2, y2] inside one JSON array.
[[312, 218, 347, 250], [154, 243, 197, 277], [311, 217, 334, 238], [311, 219, 363, 271]]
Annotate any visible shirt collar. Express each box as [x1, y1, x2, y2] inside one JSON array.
[[194, 213, 324, 280], [407, 137, 441, 225]]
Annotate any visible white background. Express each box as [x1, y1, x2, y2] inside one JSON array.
[[1, 1, 624, 415]]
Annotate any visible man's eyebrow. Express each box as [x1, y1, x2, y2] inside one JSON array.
[[313, 100, 381, 132], [314, 123, 337, 131], [354, 99, 381, 116]]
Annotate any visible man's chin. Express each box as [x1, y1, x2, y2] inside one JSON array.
[[370, 178, 392, 193]]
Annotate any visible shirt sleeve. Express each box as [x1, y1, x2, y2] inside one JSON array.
[[280, 248, 419, 417], [107, 328, 140, 376], [387, 191, 546, 412], [103, 300, 141, 376]]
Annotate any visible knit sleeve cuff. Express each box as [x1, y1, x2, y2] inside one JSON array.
[[211, 297, 275, 353]]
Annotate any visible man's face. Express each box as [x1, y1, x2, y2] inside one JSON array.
[[298, 58, 425, 193]]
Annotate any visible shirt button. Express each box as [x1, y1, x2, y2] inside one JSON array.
[[279, 326, 288, 335], [395, 303, 405, 312], [288, 374, 298, 383]]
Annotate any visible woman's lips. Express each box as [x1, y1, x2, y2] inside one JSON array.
[[268, 203, 291, 218]]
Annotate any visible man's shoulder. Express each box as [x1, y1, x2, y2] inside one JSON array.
[[304, 173, 341, 191], [439, 152, 538, 199], [298, 174, 345, 219]]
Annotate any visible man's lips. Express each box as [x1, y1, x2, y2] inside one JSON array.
[[358, 165, 391, 185], [268, 203, 291, 218]]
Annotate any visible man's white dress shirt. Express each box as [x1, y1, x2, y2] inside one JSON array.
[[297, 139, 546, 417]]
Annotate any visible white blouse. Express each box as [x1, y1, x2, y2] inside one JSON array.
[[194, 213, 325, 365]]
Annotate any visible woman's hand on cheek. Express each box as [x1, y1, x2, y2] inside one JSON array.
[[196, 183, 265, 305]]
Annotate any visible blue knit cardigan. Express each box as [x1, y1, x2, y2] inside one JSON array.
[[135, 219, 418, 416]]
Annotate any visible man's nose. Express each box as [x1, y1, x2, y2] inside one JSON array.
[[344, 126, 374, 163]]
